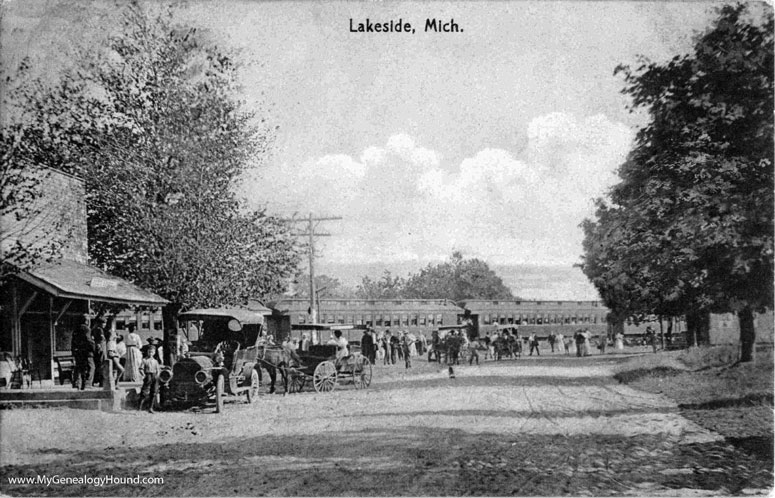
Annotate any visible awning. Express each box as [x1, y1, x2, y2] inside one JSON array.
[[17, 259, 168, 306]]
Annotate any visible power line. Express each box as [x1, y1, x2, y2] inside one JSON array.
[[280, 213, 342, 323]]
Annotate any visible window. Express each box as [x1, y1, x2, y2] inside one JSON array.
[[420, 315, 426, 326], [411, 315, 418, 326], [153, 320, 163, 331], [346, 315, 353, 325], [376, 315, 383, 327], [115, 319, 126, 330], [394, 315, 400, 327], [402, 315, 409, 326], [436, 314, 443, 326], [337, 315, 345, 324], [427, 314, 435, 325], [327, 315, 335, 324], [298, 314, 306, 324], [141, 314, 150, 330], [483, 314, 491, 325]]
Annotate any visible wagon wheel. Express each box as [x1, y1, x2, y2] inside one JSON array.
[[287, 368, 306, 394], [353, 357, 372, 389], [245, 369, 260, 404], [215, 374, 225, 413], [313, 361, 337, 393]]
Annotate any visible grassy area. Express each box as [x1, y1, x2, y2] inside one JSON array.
[[614, 346, 774, 461]]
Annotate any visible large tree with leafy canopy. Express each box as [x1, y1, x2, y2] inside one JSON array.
[[402, 252, 515, 302], [3, 2, 299, 346], [581, 4, 773, 361]]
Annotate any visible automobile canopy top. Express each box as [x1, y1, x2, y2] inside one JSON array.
[[178, 308, 265, 326]]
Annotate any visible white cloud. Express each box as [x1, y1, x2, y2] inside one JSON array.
[[248, 115, 633, 267]]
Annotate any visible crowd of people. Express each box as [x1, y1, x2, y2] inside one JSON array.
[[70, 314, 166, 392]]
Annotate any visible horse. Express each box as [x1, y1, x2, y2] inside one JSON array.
[[255, 344, 292, 394]]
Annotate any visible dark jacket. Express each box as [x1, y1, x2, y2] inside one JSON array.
[[72, 325, 95, 358]]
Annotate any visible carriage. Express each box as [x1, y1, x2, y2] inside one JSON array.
[[284, 324, 373, 393], [427, 325, 470, 364], [490, 324, 522, 360], [159, 308, 264, 413]]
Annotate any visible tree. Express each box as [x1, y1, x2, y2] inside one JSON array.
[[291, 273, 355, 299], [356, 271, 405, 299], [581, 4, 773, 361], [0, 61, 71, 281], [3, 2, 300, 349], [403, 252, 514, 302]]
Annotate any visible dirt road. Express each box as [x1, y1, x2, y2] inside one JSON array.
[[1, 355, 771, 496]]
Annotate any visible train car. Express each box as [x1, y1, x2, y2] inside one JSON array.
[[457, 299, 610, 339], [265, 298, 464, 342]]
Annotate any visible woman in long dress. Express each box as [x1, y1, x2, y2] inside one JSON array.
[[123, 323, 143, 382], [614, 332, 625, 351]]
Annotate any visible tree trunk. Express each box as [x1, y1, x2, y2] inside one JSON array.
[[739, 307, 756, 363], [162, 304, 182, 366]]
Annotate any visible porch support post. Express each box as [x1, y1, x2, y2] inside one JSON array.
[[11, 280, 21, 357]]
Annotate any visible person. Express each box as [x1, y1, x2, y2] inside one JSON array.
[[139, 345, 160, 413], [548, 332, 557, 353], [407, 332, 418, 357], [71, 314, 95, 390], [565, 335, 576, 356], [583, 329, 592, 356], [574, 330, 585, 357], [327, 330, 349, 360], [529, 333, 540, 356], [468, 336, 480, 366], [401, 334, 412, 369], [105, 329, 124, 388], [597, 334, 607, 354], [298, 333, 310, 353], [91, 319, 106, 387], [556, 333, 565, 355], [116, 335, 127, 369], [482, 333, 492, 360], [646, 326, 658, 353], [429, 330, 441, 363], [123, 323, 143, 382], [381, 333, 391, 365], [281, 337, 305, 367], [361, 329, 374, 365], [614, 331, 625, 351], [389, 331, 400, 365], [148, 338, 163, 364]]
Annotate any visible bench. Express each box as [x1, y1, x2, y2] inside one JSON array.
[[55, 356, 75, 386]]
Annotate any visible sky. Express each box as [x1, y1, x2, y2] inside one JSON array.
[[3, 0, 725, 298]]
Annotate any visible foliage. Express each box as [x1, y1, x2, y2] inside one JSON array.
[[0, 62, 70, 280], [292, 273, 355, 299], [357, 252, 515, 302], [355, 271, 405, 299], [580, 4, 773, 360], [3, 2, 299, 312]]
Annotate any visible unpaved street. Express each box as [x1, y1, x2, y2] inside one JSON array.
[[1, 355, 771, 496]]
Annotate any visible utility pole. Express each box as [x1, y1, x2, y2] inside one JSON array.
[[280, 213, 342, 324]]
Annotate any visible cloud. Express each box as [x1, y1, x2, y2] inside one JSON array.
[[247, 113, 633, 267]]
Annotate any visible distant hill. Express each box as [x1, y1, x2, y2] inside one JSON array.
[[316, 261, 601, 301]]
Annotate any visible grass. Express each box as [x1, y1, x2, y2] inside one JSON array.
[[614, 345, 774, 460]]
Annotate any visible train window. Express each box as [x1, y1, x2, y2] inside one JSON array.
[[427, 314, 434, 325], [384, 316, 392, 327], [393, 315, 400, 326], [154, 320, 163, 331], [483, 314, 490, 325], [411, 315, 418, 326], [420, 315, 426, 326], [436, 314, 442, 325], [327, 315, 335, 324], [337, 315, 345, 324], [402, 315, 409, 326], [298, 314, 306, 324], [536, 301, 543, 306], [537, 316, 543, 325], [376, 315, 383, 326]]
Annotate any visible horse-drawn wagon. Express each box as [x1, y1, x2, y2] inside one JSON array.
[[284, 324, 373, 393]]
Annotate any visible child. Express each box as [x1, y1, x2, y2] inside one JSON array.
[[139, 345, 160, 413]]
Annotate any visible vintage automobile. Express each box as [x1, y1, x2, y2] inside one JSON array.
[[159, 308, 263, 413]]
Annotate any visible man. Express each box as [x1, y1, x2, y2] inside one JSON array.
[[71, 314, 95, 390], [361, 328, 375, 365], [574, 329, 585, 357], [529, 333, 540, 356], [548, 332, 557, 353], [646, 326, 658, 353], [299, 333, 310, 352]]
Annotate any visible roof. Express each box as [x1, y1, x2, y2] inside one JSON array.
[[17, 259, 168, 306], [268, 298, 463, 312], [178, 308, 265, 325], [291, 323, 367, 331]]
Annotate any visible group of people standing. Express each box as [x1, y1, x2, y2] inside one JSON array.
[[70, 314, 163, 390], [365, 329, 424, 369]]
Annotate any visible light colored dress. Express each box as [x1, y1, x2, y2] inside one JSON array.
[[566, 339, 577, 355], [615, 333, 625, 351], [123, 332, 143, 381]]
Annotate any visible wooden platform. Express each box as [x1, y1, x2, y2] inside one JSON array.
[[0, 384, 141, 411]]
